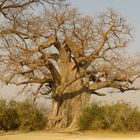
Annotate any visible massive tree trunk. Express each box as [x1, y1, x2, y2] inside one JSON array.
[[47, 46, 91, 128], [48, 83, 90, 128]]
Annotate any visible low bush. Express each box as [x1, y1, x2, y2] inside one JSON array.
[[0, 100, 19, 130], [0, 99, 47, 131], [78, 101, 140, 131], [17, 100, 46, 131]]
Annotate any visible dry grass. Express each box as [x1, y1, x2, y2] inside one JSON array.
[[0, 131, 140, 140]]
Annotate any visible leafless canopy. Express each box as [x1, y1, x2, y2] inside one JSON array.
[[0, 4, 140, 100]]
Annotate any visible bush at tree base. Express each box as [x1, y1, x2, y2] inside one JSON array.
[[0, 99, 46, 131], [78, 101, 140, 131]]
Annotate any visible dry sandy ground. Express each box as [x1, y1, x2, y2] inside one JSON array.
[[0, 131, 140, 140]]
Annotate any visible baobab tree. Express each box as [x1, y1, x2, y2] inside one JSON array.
[[0, 4, 140, 128]]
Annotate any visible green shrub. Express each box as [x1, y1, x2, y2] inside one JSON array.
[[0, 99, 47, 131], [78, 101, 140, 131], [78, 102, 105, 130], [0, 99, 7, 130], [17, 100, 46, 131], [0, 100, 19, 130]]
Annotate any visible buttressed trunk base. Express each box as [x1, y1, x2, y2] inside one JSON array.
[[48, 86, 90, 128]]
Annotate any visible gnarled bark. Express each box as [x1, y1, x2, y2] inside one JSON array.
[[48, 83, 90, 128], [47, 46, 90, 128]]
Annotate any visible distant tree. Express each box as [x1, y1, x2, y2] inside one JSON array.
[[0, 3, 140, 128]]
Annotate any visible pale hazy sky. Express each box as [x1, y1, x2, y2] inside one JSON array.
[[0, 0, 140, 107]]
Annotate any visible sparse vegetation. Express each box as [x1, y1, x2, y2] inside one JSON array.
[[0, 99, 19, 130], [78, 101, 140, 131], [0, 99, 46, 131], [0, 98, 140, 132]]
